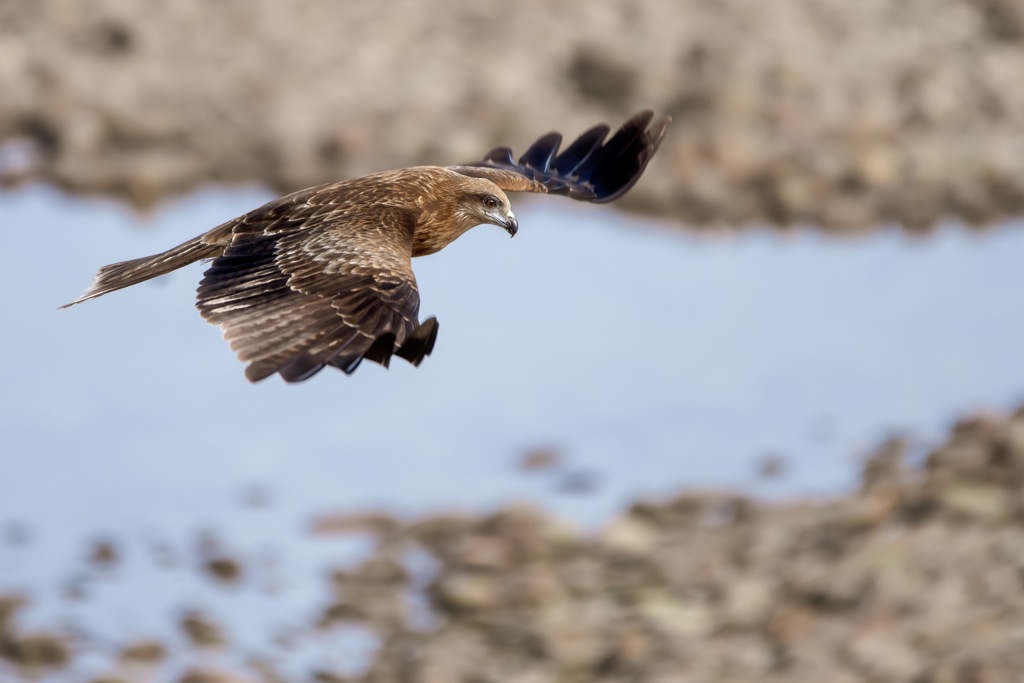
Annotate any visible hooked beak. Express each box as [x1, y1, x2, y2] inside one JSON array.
[[502, 212, 518, 238]]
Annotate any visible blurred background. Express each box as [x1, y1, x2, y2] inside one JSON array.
[[2, 1, 1024, 682]]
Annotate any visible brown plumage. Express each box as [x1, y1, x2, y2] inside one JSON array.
[[63, 110, 670, 383]]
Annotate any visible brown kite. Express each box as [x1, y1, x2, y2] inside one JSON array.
[[64, 110, 670, 382]]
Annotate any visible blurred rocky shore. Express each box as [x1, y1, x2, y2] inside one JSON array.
[[3, 407, 1024, 682], [3, 0, 1024, 230]]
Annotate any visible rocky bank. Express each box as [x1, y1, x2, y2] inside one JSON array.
[[3, 1, 1024, 230], [3, 407, 1024, 682]]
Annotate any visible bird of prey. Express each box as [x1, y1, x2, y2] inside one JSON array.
[[63, 110, 670, 383]]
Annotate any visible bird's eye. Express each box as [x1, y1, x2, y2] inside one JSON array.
[[483, 196, 499, 209]]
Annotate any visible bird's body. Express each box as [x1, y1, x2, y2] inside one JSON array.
[[64, 111, 670, 382]]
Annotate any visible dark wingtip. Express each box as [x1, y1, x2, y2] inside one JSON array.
[[279, 355, 327, 383], [395, 317, 439, 367], [627, 109, 655, 129], [648, 115, 671, 151], [245, 361, 277, 383], [518, 132, 562, 170], [585, 110, 672, 203], [363, 333, 398, 369], [245, 324, 435, 383], [328, 355, 363, 375], [550, 123, 609, 176], [464, 110, 670, 204]]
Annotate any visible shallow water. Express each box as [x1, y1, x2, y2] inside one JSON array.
[[1, 184, 1023, 675]]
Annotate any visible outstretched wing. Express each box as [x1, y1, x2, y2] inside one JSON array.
[[449, 109, 670, 203], [196, 203, 438, 383]]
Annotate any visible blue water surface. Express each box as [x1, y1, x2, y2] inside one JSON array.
[[1, 184, 1023, 677]]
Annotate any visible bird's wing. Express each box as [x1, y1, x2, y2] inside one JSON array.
[[448, 109, 670, 203], [196, 202, 437, 383]]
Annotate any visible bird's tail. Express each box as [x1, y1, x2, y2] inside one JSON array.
[[61, 235, 223, 308]]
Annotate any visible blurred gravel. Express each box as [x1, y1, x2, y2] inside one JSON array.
[[3, 1, 1024, 230], [3, 407, 1024, 682]]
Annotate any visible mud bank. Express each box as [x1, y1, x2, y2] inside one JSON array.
[[3, 1, 1024, 230]]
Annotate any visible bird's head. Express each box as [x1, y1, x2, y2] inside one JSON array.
[[456, 179, 517, 237]]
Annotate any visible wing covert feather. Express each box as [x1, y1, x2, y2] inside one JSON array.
[[196, 205, 437, 383]]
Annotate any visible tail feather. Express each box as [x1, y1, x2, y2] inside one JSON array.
[[61, 236, 223, 308]]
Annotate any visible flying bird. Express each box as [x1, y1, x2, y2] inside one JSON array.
[[63, 110, 670, 383]]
